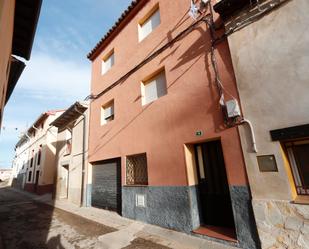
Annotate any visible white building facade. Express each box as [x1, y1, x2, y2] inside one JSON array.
[[11, 110, 64, 195]]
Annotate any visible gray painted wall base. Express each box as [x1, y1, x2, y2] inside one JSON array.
[[122, 185, 260, 249], [86, 184, 92, 207], [87, 183, 259, 248], [230, 186, 261, 249], [122, 186, 194, 233]]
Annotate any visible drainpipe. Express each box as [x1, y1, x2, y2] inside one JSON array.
[[74, 106, 86, 207], [240, 118, 258, 153]]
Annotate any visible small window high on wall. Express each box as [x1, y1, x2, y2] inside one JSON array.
[[141, 69, 167, 105], [285, 140, 309, 195], [138, 4, 160, 42], [101, 100, 114, 125], [101, 49, 114, 75]]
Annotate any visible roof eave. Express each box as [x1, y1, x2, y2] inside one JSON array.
[[87, 0, 149, 61], [5, 56, 25, 105], [50, 101, 88, 130], [12, 0, 42, 60]]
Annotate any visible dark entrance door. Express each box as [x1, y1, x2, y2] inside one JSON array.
[[194, 140, 235, 228], [34, 170, 40, 193], [91, 158, 121, 214]]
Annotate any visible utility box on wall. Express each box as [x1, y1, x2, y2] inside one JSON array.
[[226, 99, 241, 118]]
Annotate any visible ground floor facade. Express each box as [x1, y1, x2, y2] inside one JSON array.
[[87, 136, 260, 249], [24, 182, 54, 195]]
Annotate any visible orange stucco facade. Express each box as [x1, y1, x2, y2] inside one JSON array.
[[0, 0, 15, 123], [88, 0, 247, 188]]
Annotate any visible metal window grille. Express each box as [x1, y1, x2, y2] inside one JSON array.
[[126, 153, 148, 185]]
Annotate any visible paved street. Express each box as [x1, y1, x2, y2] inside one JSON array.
[[0, 182, 237, 249], [0, 184, 171, 249]]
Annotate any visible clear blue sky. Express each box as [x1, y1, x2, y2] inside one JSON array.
[[0, 0, 132, 168]]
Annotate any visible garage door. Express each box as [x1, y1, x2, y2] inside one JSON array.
[[91, 158, 121, 213]]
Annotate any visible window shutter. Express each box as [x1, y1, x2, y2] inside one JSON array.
[[139, 9, 160, 41], [102, 52, 115, 74], [104, 105, 114, 120], [143, 71, 167, 105]]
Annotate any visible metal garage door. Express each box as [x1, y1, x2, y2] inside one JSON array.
[[91, 158, 121, 213]]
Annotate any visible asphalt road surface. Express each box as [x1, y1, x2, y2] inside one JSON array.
[[0, 184, 171, 249]]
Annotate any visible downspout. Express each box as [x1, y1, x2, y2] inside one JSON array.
[[240, 118, 258, 153], [74, 106, 86, 207]]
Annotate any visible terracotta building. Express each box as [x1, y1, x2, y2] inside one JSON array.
[[12, 110, 64, 195], [214, 0, 309, 248], [0, 0, 41, 128], [87, 1, 259, 248]]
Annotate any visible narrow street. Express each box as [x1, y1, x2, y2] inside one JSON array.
[[0, 183, 172, 249]]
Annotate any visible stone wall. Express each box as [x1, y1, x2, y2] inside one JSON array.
[[253, 200, 309, 249]]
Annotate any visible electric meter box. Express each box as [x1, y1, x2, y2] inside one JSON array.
[[226, 99, 241, 118]]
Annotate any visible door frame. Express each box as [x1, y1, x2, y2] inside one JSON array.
[[34, 170, 40, 192], [193, 139, 236, 229]]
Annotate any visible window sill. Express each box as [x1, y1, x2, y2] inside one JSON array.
[[101, 119, 114, 126], [292, 195, 309, 205]]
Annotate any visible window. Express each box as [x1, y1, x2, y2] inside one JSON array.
[[126, 153, 148, 185], [101, 49, 114, 75], [285, 140, 309, 195], [36, 170, 40, 183], [37, 145, 42, 165], [30, 150, 34, 168], [138, 4, 160, 41], [141, 69, 167, 105], [65, 139, 72, 155], [101, 101, 114, 125], [28, 171, 32, 182]]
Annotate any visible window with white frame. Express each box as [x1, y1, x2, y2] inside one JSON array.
[[101, 50, 114, 75], [138, 4, 160, 42], [101, 101, 114, 125], [141, 69, 167, 105]]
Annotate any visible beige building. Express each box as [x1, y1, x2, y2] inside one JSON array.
[[12, 110, 64, 195], [0, 0, 41, 127], [51, 101, 90, 206], [0, 168, 12, 182], [214, 0, 309, 248]]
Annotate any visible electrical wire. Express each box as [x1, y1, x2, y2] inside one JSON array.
[[85, 15, 208, 101], [86, 1, 284, 103]]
